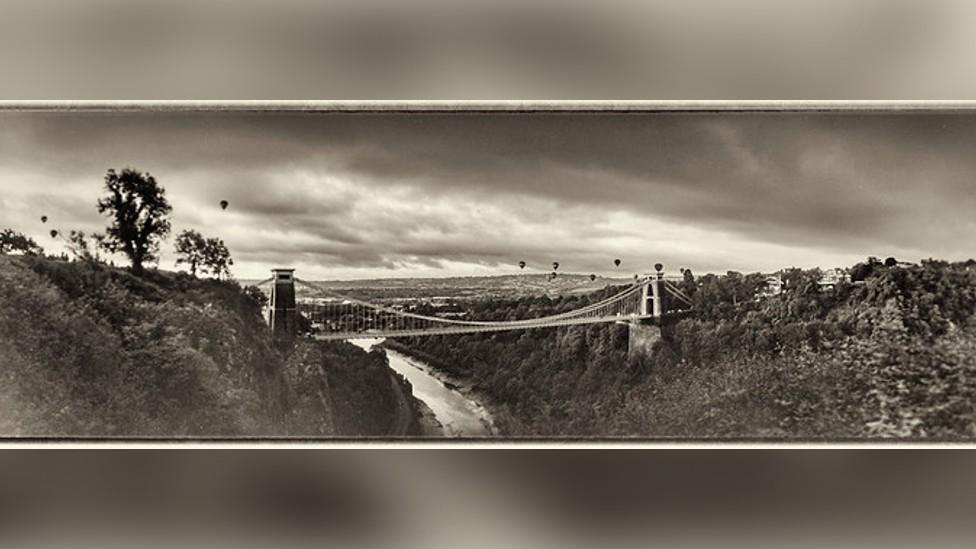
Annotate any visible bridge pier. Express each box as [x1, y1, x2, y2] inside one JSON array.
[[269, 268, 297, 345], [628, 320, 662, 359]]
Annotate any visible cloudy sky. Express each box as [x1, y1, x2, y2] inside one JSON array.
[[1, 111, 974, 280]]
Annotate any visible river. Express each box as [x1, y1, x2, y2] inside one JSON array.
[[349, 338, 495, 437]]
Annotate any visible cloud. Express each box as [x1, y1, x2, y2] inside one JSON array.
[[0, 111, 973, 279]]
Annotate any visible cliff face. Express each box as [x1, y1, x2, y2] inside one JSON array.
[[284, 340, 412, 437], [0, 256, 399, 437]]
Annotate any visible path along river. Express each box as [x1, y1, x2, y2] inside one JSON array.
[[349, 338, 495, 437]]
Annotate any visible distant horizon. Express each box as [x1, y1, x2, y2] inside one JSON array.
[[236, 257, 934, 284]]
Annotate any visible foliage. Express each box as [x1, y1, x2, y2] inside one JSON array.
[[65, 230, 103, 262], [0, 228, 42, 256], [174, 229, 207, 276], [284, 341, 402, 436], [96, 168, 173, 273], [0, 252, 410, 437], [393, 258, 976, 439], [174, 229, 233, 279], [202, 237, 233, 280]]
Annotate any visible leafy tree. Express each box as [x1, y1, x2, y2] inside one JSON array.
[[174, 230, 233, 279], [96, 168, 172, 273], [851, 256, 883, 282], [174, 230, 207, 276], [0, 229, 42, 255], [884, 257, 898, 267], [244, 285, 269, 309], [203, 237, 233, 280]]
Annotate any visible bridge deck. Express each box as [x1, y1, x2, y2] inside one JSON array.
[[310, 313, 655, 340]]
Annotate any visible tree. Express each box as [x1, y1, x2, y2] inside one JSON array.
[[0, 228, 43, 255], [851, 256, 883, 282], [681, 268, 697, 297], [174, 230, 207, 276], [173, 230, 233, 279], [66, 230, 103, 262], [244, 285, 268, 308], [96, 168, 172, 273], [202, 237, 233, 280]]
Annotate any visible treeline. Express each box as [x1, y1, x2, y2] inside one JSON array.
[[393, 258, 976, 438], [2, 167, 234, 278]]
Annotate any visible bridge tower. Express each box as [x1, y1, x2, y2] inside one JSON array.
[[637, 264, 668, 317], [269, 268, 298, 345], [629, 264, 667, 359]]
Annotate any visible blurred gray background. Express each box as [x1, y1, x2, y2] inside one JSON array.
[[1, 451, 975, 548], [2, 2, 972, 547], [1, 0, 975, 99]]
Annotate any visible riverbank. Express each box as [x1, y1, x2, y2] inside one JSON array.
[[387, 366, 444, 436], [413, 398, 444, 437], [380, 340, 499, 437], [350, 338, 496, 437]]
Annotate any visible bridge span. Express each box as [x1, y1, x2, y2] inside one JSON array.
[[255, 267, 692, 357]]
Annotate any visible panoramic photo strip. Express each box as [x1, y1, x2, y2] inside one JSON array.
[[1, 109, 973, 439]]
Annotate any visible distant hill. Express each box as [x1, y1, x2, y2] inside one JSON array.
[[241, 273, 637, 300]]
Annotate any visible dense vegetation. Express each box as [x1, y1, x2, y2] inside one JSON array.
[[1, 165, 418, 437], [392, 259, 976, 439], [286, 340, 420, 436], [0, 255, 405, 437]]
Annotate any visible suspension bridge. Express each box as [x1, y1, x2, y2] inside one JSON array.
[[253, 267, 693, 355]]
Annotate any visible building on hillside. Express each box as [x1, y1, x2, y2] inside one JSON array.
[[759, 275, 783, 298], [818, 268, 849, 289]]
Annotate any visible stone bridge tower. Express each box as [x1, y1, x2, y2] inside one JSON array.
[[628, 264, 668, 359], [269, 268, 297, 345]]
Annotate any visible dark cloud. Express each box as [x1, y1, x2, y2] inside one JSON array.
[[1, 111, 974, 278]]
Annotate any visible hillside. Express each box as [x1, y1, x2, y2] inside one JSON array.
[[391, 259, 976, 439], [0, 255, 406, 437]]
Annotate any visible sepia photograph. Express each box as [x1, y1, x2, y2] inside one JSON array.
[[1, 107, 975, 440], [8, 0, 976, 547]]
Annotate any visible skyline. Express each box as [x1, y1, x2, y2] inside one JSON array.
[[1, 111, 973, 280]]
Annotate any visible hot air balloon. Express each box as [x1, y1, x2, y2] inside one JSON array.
[[219, 200, 229, 210], [40, 215, 48, 224], [552, 262, 559, 271], [654, 263, 664, 273], [518, 261, 526, 270], [614, 258, 621, 267], [589, 274, 597, 282], [49, 229, 58, 238]]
